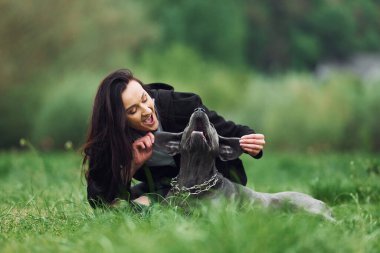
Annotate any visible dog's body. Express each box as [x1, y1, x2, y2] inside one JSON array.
[[155, 108, 334, 221]]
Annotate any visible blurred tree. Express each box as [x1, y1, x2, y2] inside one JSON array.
[[0, 0, 159, 148], [149, 0, 247, 65], [308, 2, 356, 60], [0, 0, 159, 88], [244, 0, 380, 71]]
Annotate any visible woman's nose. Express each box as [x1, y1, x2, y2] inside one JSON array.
[[142, 104, 152, 115]]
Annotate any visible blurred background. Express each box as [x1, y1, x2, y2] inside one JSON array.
[[1, 0, 380, 153]]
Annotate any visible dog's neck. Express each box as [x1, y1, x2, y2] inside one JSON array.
[[177, 152, 217, 187]]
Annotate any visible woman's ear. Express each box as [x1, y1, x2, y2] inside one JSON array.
[[154, 131, 183, 156], [218, 136, 243, 161]]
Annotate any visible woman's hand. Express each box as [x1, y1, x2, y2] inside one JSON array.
[[239, 134, 265, 157], [131, 132, 155, 175]]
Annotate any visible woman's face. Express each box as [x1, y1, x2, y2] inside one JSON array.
[[121, 80, 159, 132]]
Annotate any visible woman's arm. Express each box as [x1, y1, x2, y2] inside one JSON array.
[[205, 107, 265, 159], [173, 91, 265, 158], [153, 86, 265, 158]]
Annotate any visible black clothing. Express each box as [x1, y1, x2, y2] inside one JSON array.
[[87, 82, 262, 206], [133, 83, 261, 188]]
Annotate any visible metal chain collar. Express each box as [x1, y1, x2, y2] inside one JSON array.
[[170, 173, 219, 196]]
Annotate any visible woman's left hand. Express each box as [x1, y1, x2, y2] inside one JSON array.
[[239, 134, 265, 157]]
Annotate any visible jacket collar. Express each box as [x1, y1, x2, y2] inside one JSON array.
[[144, 82, 174, 91]]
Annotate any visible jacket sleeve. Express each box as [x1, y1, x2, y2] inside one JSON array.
[[205, 102, 263, 159], [169, 91, 263, 159]]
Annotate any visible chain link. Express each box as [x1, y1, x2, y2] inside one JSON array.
[[170, 173, 219, 196]]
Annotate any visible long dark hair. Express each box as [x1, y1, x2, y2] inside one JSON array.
[[82, 69, 144, 207]]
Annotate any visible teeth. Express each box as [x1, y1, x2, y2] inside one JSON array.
[[143, 115, 153, 124]]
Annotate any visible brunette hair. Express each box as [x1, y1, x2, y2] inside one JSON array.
[[82, 69, 144, 208]]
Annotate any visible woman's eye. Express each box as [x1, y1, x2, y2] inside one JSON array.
[[142, 95, 148, 102], [128, 109, 136, 115]]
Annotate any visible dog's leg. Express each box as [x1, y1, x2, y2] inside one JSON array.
[[238, 186, 335, 221], [271, 192, 335, 221]]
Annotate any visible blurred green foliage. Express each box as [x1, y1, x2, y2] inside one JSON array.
[[244, 0, 380, 70], [150, 0, 380, 70], [235, 73, 380, 152], [31, 73, 98, 150], [1, 0, 380, 151]]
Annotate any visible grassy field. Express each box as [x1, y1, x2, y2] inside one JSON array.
[[0, 150, 379, 252]]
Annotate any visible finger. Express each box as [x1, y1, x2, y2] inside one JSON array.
[[240, 139, 266, 145], [240, 144, 262, 150], [142, 144, 153, 153], [135, 142, 146, 150], [141, 137, 152, 149], [242, 147, 261, 155], [147, 132, 155, 144], [240, 143, 263, 150], [241, 134, 265, 140]]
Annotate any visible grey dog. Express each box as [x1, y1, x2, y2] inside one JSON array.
[[155, 108, 334, 221]]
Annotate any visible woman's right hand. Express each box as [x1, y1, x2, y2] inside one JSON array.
[[131, 132, 155, 175]]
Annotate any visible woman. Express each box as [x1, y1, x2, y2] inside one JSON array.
[[82, 69, 265, 208]]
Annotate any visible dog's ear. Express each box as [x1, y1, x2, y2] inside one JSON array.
[[218, 136, 243, 161], [154, 131, 183, 156]]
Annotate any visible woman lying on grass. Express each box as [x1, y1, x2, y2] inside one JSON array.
[[82, 69, 265, 208]]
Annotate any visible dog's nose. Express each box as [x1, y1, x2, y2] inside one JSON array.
[[194, 107, 206, 113]]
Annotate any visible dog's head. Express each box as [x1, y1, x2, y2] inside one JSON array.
[[155, 108, 243, 161]]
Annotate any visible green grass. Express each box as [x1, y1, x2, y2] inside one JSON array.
[[1, 150, 380, 252]]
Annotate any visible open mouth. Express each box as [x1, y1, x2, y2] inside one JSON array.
[[191, 118, 210, 144], [191, 131, 207, 143], [143, 114, 155, 126]]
